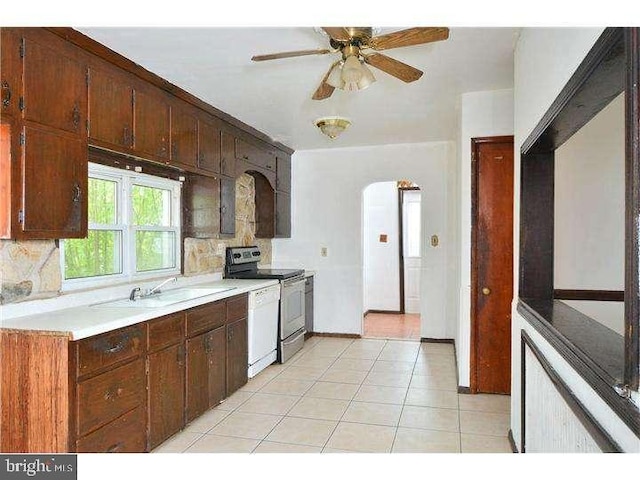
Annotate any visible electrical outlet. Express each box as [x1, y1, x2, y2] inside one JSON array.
[[320, 246, 328, 257]]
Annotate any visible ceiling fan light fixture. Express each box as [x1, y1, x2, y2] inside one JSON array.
[[326, 61, 345, 89], [314, 116, 351, 139]]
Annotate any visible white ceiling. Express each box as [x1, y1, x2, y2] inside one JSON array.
[[76, 27, 519, 151]]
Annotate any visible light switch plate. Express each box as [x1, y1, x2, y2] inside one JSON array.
[[321, 247, 328, 257]]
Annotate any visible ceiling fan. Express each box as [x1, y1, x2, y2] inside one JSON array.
[[251, 27, 450, 100]]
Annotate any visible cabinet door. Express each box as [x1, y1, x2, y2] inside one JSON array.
[[185, 332, 209, 422], [226, 317, 247, 396], [220, 131, 236, 177], [134, 87, 170, 161], [88, 67, 134, 150], [305, 281, 314, 334], [185, 326, 226, 422], [170, 103, 198, 169], [182, 174, 221, 239], [20, 125, 87, 238], [198, 117, 221, 175], [206, 326, 226, 408], [220, 176, 236, 236], [275, 191, 291, 238], [1, 29, 20, 119], [147, 344, 185, 450], [22, 35, 86, 136], [276, 155, 291, 193]]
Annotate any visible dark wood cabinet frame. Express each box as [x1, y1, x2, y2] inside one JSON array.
[[518, 27, 640, 435]]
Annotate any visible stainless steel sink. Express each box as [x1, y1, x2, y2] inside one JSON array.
[[92, 286, 237, 308]]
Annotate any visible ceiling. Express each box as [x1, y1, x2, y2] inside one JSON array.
[[76, 27, 519, 151]]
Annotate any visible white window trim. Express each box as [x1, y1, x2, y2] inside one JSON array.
[[61, 163, 182, 291]]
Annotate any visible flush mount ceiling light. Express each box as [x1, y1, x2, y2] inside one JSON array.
[[314, 116, 351, 139]]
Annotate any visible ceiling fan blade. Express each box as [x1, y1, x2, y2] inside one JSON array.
[[251, 48, 331, 62], [321, 27, 351, 42], [363, 53, 423, 83], [369, 27, 449, 51], [312, 61, 340, 100]]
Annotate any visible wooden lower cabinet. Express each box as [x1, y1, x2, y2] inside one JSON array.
[[226, 318, 248, 396], [148, 343, 185, 450], [0, 293, 248, 453], [186, 325, 226, 422]]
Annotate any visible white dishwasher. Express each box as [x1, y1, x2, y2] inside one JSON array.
[[247, 283, 281, 378]]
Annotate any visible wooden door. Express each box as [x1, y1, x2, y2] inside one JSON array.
[[22, 35, 86, 136], [170, 103, 198, 169], [134, 87, 170, 161], [198, 117, 221, 175], [220, 176, 236, 236], [401, 189, 421, 313], [88, 67, 134, 150], [220, 131, 236, 177], [147, 344, 184, 449], [226, 318, 248, 396], [471, 136, 514, 394], [20, 124, 87, 238]]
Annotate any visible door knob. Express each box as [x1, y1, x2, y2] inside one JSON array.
[[482, 287, 491, 296]]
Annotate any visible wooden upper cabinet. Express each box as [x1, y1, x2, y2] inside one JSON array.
[[134, 86, 170, 162], [1, 29, 20, 119], [276, 154, 291, 193], [275, 191, 291, 238], [220, 176, 236, 237], [198, 117, 221, 175], [170, 102, 198, 169], [220, 131, 236, 177], [20, 124, 87, 239], [22, 34, 87, 137], [88, 66, 134, 150], [182, 174, 221, 239], [235, 138, 276, 172]]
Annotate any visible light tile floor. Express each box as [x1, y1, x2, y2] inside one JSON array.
[[153, 336, 512, 454]]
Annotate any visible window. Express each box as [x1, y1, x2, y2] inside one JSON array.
[[61, 163, 181, 289]]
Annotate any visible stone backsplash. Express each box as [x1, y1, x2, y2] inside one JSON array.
[[0, 173, 271, 304]]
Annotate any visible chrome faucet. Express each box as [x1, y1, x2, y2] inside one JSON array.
[[129, 277, 177, 301], [145, 277, 177, 297]]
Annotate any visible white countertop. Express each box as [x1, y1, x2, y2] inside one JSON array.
[[0, 278, 278, 340]]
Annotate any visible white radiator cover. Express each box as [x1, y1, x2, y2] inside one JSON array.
[[524, 345, 602, 453]]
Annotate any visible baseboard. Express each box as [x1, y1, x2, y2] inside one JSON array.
[[364, 309, 403, 315], [420, 337, 455, 344], [304, 332, 314, 340], [508, 429, 519, 453], [311, 332, 361, 339]]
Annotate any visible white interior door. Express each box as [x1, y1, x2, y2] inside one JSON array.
[[403, 190, 421, 313]]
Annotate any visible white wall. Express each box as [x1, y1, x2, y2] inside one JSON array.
[[457, 89, 514, 387], [512, 27, 640, 451], [272, 141, 456, 339], [554, 93, 625, 335], [363, 182, 400, 312]]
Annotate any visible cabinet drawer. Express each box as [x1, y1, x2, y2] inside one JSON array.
[[235, 138, 275, 171], [227, 293, 248, 323], [148, 312, 184, 352], [76, 324, 145, 377], [76, 358, 145, 437], [186, 301, 226, 337], [76, 405, 146, 453]]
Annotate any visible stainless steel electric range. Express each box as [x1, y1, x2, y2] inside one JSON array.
[[225, 246, 306, 363]]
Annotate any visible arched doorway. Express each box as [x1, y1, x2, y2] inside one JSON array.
[[361, 180, 422, 339]]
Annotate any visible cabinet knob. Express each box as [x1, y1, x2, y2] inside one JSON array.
[[481, 287, 491, 296]]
